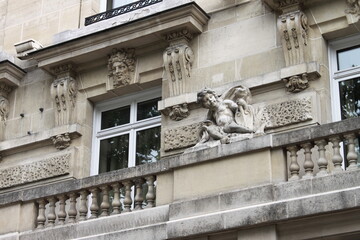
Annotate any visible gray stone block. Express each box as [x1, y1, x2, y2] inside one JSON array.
[[219, 184, 274, 211], [311, 171, 360, 195], [273, 178, 312, 201]]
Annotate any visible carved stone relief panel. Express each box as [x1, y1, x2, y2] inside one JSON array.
[[278, 10, 309, 66], [283, 73, 309, 92], [50, 63, 78, 126], [0, 152, 71, 189], [262, 97, 312, 129], [107, 48, 136, 89], [164, 123, 202, 151]]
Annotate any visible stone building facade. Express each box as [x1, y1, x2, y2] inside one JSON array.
[[0, 0, 360, 239]]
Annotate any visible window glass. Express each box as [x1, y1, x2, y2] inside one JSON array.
[[99, 134, 129, 173], [337, 45, 360, 70], [101, 105, 130, 130], [136, 126, 160, 165], [339, 78, 360, 120], [137, 98, 161, 121], [112, 0, 134, 8]]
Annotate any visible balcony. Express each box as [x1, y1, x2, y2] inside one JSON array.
[[1, 117, 359, 239]]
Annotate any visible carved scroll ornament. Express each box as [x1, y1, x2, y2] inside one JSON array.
[[0, 83, 12, 122], [163, 29, 194, 97], [278, 10, 309, 66], [108, 48, 136, 89], [50, 63, 78, 126]]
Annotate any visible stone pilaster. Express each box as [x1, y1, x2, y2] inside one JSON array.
[[50, 63, 78, 126]]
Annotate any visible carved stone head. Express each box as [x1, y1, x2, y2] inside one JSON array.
[[108, 48, 136, 88], [197, 88, 219, 109]]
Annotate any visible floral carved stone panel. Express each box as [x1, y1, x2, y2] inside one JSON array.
[[164, 123, 202, 151], [0, 153, 71, 189]]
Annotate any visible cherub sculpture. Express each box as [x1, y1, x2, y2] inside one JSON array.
[[197, 85, 265, 145]]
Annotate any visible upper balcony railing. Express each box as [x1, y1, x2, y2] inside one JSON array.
[[84, 0, 163, 26]]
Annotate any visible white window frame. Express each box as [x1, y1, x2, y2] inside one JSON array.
[[91, 88, 161, 176], [100, 0, 138, 12], [329, 34, 360, 121]]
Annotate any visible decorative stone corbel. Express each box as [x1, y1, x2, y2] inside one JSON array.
[[0, 83, 12, 122], [278, 10, 309, 66], [345, 0, 360, 23], [161, 103, 190, 121], [163, 28, 195, 97], [50, 63, 78, 126], [107, 48, 136, 90], [51, 133, 71, 150]]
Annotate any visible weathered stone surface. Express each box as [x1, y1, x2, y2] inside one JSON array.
[[0, 153, 71, 189], [164, 122, 202, 151], [262, 97, 312, 129]]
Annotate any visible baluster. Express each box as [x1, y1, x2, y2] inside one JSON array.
[[315, 139, 328, 176], [47, 197, 57, 227], [36, 199, 47, 229], [57, 194, 67, 225], [89, 188, 99, 219], [301, 143, 314, 179], [79, 190, 89, 221], [111, 183, 122, 215], [344, 133, 358, 170], [123, 180, 133, 212], [329, 136, 343, 173], [68, 193, 78, 223], [100, 185, 110, 217], [134, 179, 145, 211], [287, 145, 300, 181], [145, 176, 156, 208]]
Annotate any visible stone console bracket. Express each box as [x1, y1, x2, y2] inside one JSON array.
[[158, 92, 198, 121], [0, 124, 83, 156]]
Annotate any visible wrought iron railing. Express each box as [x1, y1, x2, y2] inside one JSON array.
[[84, 0, 163, 26]]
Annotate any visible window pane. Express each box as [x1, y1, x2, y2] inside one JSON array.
[[337, 46, 360, 70], [99, 134, 129, 173], [101, 105, 130, 130], [339, 78, 360, 120], [136, 127, 160, 165], [137, 98, 161, 121]]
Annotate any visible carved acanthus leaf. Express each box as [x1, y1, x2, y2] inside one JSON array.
[[164, 28, 193, 43], [167, 103, 190, 121], [346, 0, 360, 15], [51, 133, 71, 150], [0, 83, 13, 122], [107, 48, 136, 89]]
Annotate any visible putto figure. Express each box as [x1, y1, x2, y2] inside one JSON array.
[[108, 48, 136, 88], [197, 86, 265, 145]]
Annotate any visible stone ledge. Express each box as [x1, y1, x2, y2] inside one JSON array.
[[0, 124, 83, 155]]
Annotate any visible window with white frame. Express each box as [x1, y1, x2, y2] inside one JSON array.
[[91, 88, 161, 175], [329, 34, 360, 166], [100, 0, 137, 11]]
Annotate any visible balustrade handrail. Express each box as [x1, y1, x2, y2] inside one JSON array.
[[84, 0, 163, 26], [0, 117, 359, 207]]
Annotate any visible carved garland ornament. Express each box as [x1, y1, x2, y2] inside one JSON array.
[[278, 10, 309, 66], [50, 63, 78, 126], [51, 133, 71, 150], [108, 48, 136, 89]]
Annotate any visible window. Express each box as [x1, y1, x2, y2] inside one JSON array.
[[100, 0, 137, 11], [91, 88, 161, 175], [329, 34, 360, 167]]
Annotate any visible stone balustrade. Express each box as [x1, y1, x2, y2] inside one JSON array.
[[284, 129, 359, 181], [34, 175, 156, 229]]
